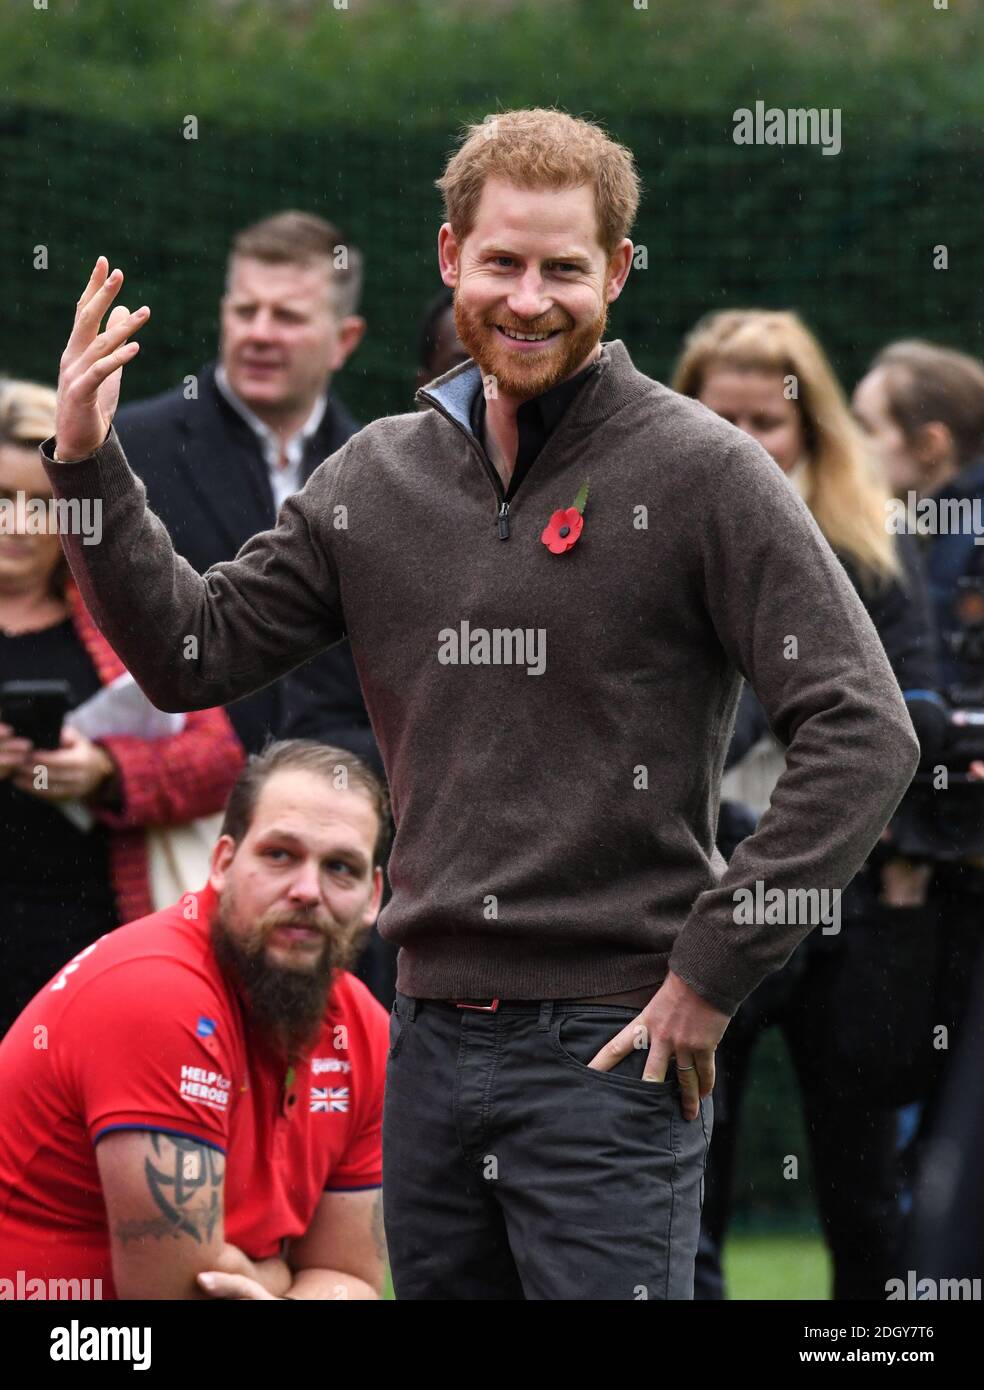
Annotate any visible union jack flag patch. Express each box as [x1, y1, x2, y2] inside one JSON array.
[[310, 1086, 349, 1113]]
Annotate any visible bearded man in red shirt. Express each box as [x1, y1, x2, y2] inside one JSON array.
[[0, 740, 389, 1301]]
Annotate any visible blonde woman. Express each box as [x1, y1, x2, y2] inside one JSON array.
[[673, 310, 945, 1301]]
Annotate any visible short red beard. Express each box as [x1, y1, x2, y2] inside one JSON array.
[[452, 288, 608, 399]]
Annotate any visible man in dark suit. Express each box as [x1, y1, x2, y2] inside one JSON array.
[[114, 209, 379, 771]]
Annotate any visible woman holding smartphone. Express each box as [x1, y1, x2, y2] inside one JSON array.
[[0, 380, 245, 1035]]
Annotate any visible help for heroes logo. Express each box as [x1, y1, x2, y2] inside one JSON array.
[[179, 1065, 231, 1109]]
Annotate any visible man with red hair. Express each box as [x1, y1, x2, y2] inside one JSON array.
[[41, 108, 919, 1299]]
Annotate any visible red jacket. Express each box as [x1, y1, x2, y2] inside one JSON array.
[[65, 580, 245, 923]]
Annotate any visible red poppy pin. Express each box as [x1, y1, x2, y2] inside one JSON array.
[[541, 479, 589, 554]]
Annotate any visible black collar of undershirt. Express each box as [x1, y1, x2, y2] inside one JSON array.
[[469, 356, 600, 499]]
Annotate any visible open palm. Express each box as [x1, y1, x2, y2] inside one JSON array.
[[54, 256, 150, 461]]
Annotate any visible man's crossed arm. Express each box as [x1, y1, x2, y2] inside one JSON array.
[[97, 1130, 384, 1300]]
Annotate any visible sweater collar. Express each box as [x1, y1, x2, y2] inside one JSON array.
[[415, 339, 648, 440]]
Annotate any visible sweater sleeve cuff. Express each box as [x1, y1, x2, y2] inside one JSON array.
[[40, 426, 139, 509], [667, 930, 747, 1017]]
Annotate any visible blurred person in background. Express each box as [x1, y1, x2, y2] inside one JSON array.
[[674, 310, 946, 1301], [854, 340, 984, 1221], [853, 341, 984, 505], [415, 286, 469, 397], [0, 380, 245, 1036]]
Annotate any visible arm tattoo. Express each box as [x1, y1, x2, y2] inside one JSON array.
[[114, 1133, 224, 1246], [371, 1191, 387, 1262]]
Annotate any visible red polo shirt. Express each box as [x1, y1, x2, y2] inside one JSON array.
[[0, 882, 388, 1299]]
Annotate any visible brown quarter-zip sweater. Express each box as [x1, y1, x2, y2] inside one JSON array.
[[41, 339, 920, 1013]]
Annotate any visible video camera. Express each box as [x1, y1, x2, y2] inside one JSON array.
[[894, 576, 984, 859]]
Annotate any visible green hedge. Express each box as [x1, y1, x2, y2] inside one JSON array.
[[3, 104, 980, 429]]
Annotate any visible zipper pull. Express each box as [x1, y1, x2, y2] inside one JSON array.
[[498, 500, 510, 540]]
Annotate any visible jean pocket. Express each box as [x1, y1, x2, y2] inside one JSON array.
[[548, 1007, 677, 1096]]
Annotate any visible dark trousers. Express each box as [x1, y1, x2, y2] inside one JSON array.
[[909, 897, 984, 1280], [382, 994, 712, 1300], [901, 863, 984, 1238]]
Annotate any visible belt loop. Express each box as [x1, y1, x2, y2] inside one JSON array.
[[407, 997, 418, 1023], [537, 1000, 553, 1031]]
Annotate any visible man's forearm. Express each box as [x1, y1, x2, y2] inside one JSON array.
[[670, 439, 923, 1016]]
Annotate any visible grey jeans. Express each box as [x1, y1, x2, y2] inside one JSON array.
[[382, 993, 713, 1300]]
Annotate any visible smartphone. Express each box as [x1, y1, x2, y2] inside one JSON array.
[[0, 679, 72, 749]]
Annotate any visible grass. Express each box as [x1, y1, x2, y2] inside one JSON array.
[[724, 1232, 831, 1301], [382, 1231, 830, 1299]]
